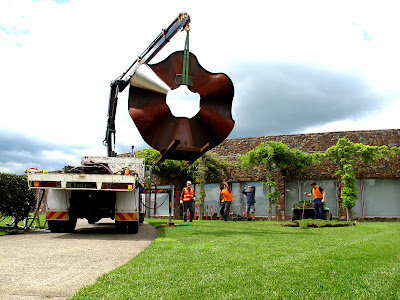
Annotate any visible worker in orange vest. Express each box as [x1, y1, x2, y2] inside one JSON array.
[[219, 186, 225, 220], [180, 181, 196, 222], [220, 182, 233, 222], [304, 181, 326, 220]]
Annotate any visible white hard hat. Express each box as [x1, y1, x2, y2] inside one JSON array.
[[186, 181, 192, 185]]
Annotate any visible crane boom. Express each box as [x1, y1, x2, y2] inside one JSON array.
[[104, 13, 190, 157]]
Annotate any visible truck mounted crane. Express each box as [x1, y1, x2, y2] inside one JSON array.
[[103, 13, 190, 157]]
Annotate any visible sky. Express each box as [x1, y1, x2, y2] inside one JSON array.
[[1, 0, 400, 174]]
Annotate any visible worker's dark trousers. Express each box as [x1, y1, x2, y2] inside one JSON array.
[[223, 201, 232, 221], [219, 202, 226, 217], [183, 200, 194, 222], [314, 198, 326, 220]]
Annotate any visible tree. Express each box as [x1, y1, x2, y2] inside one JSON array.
[[190, 152, 229, 218], [135, 148, 189, 182], [325, 138, 399, 221], [135, 149, 229, 219], [0, 173, 36, 226], [239, 141, 315, 220], [135, 148, 189, 218]]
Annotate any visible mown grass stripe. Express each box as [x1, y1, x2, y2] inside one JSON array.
[[71, 220, 400, 300]]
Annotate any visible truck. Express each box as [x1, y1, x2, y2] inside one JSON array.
[[27, 156, 146, 233], [26, 13, 191, 233]]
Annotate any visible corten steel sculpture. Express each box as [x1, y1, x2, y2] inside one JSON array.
[[128, 51, 235, 163]]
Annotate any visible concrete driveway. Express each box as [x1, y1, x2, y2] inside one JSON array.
[[0, 219, 158, 299]]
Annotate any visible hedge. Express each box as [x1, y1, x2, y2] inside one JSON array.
[[0, 173, 36, 226]]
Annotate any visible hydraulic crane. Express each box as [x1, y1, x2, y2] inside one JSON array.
[[103, 13, 190, 157]]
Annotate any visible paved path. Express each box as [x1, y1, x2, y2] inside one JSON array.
[[0, 219, 158, 299]]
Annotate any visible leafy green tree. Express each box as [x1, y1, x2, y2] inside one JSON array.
[[325, 138, 399, 220], [135, 148, 189, 182], [135, 148, 189, 218], [135, 149, 228, 219], [0, 173, 36, 226], [190, 152, 229, 217], [239, 141, 315, 220]]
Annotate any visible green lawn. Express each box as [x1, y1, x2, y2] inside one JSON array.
[[70, 219, 399, 299], [0, 215, 47, 229]]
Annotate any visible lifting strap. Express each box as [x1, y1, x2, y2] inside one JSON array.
[[182, 28, 190, 85]]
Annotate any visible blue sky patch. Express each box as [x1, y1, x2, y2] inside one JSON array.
[[32, 0, 70, 3], [362, 31, 371, 41], [53, 0, 71, 4], [0, 25, 31, 37]]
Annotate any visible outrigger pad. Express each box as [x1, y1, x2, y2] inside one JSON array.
[[128, 51, 235, 163]]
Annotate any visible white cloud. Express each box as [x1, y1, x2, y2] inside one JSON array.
[[1, 0, 400, 174], [304, 100, 400, 134]]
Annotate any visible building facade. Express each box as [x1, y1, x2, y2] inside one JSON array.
[[150, 129, 400, 220]]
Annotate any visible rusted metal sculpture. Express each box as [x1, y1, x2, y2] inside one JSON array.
[[104, 13, 191, 158], [128, 51, 235, 163]]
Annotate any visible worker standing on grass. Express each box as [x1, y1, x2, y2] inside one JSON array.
[[219, 185, 225, 220], [180, 181, 195, 222], [304, 181, 327, 220], [220, 182, 233, 222], [242, 185, 256, 221]]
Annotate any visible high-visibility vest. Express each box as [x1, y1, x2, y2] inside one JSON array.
[[312, 186, 323, 199], [183, 187, 194, 201], [221, 188, 233, 202]]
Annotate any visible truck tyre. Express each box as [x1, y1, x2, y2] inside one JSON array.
[[48, 220, 62, 233], [48, 218, 76, 233], [64, 217, 77, 232], [139, 213, 145, 224], [127, 221, 139, 234], [115, 221, 127, 233]]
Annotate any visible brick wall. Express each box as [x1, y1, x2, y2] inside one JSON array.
[[209, 129, 400, 219], [151, 129, 400, 219], [212, 129, 400, 157]]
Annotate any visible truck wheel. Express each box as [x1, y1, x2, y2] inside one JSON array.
[[115, 221, 127, 233], [48, 220, 61, 233], [139, 213, 145, 224], [64, 217, 77, 232], [127, 221, 139, 234], [48, 219, 76, 233]]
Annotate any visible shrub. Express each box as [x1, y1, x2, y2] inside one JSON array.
[[0, 173, 36, 226]]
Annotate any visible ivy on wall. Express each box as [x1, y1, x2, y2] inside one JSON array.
[[239, 139, 400, 220], [239, 141, 317, 220], [135, 149, 229, 218], [325, 138, 400, 220]]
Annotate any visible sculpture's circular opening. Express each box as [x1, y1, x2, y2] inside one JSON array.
[[166, 85, 200, 118]]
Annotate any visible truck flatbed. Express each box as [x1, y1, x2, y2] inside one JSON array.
[[28, 173, 139, 191]]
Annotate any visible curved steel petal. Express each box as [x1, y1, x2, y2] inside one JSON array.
[[128, 51, 235, 162]]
